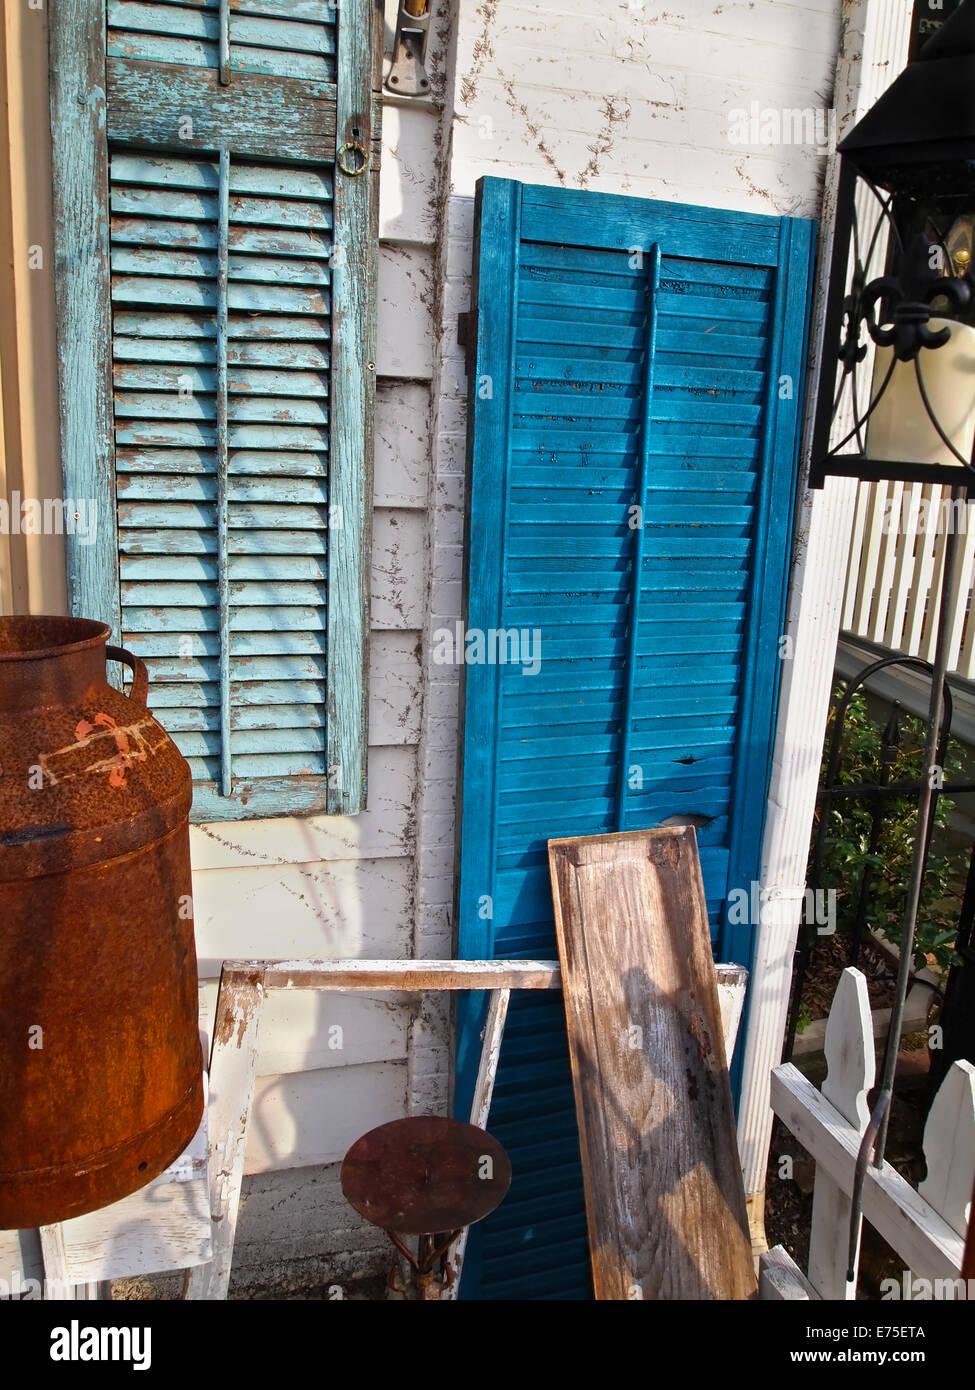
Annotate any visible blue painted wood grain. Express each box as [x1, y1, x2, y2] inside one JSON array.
[[457, 176, 816, 1299], [323, 0, 381, 816], [50, 0, 121, 644], [216, 148, 233, 795]]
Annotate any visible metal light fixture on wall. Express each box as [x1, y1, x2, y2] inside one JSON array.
[[386, 0, 432, 97], [810, 4, 975, 487]]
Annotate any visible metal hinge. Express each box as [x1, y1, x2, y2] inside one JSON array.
[[386, 1, 432, 97], [457, 309, 477, 378]]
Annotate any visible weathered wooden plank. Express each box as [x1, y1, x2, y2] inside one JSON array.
[[46, 1083, 211, 1284], [548, 826, 756, 1300], [38, 1227, 107, 1300], [759, 1245, 820, 1301], [113, 364, 328, 396], [49, 0, 120, 637], [0, 1229, 45, 1298], [107, 58, 336, 161], [229, 958, 562, 992], [379, 104, 438, 245], [715, 963, 748, 1058], [184, 968, 265, 1300], [442, 987, 511, 1298], [374, 381, 429, 508], [325, 0, 381, 813]]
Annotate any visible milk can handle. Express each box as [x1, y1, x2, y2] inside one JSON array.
[[106, 645, 150, 706]]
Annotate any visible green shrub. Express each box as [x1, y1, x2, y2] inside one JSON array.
[[811, 685, 965, 973]]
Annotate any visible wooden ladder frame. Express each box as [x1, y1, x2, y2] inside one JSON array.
[[185, 957, 748, 1300]]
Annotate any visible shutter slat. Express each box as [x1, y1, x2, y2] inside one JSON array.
[[113, 313, 329, 340], [119, 527, 327, 555], [172, 727, 326, 757], [121, 554, 326, 581], [139, 653, 327, 681], [230, 16, 335, 57], [184, 751, 330, 780], [112, 220, 331, 258], [114, 394, 329, 425], [118, 475, 328, 503], [123, 604, 325, 632], [111, 152, 333, 199], [159, 704, 326, 733], [112, 275, 329, 315], [122, 580, 326, 607], [106, 31, 334, 82], [114, 365, 328, 397], [119, 500, 327, 528], [114, 340, 329, 368], [115, 422, 329, 448], [150, 680, 324, 710]]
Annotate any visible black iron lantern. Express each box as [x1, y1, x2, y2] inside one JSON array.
[[810, 1, 975, 487]]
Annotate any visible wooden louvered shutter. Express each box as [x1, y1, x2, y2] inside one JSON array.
[[457, 178, 815, 1299], [49, 0, 380, 818]]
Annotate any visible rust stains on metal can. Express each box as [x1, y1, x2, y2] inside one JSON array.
[[0, 616, 203, 1227]]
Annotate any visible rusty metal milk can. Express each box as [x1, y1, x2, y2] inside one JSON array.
[[0, 616, 203, 1227]]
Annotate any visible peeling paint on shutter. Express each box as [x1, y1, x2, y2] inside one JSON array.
[[106, 0, 337, 82], [457, 178, 815, 1299], [112, 152, 332, 792], [49, 0, 379, 819]]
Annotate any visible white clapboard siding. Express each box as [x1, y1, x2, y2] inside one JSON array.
[[375, 382, 430, 508], [190, 745, 416, 871], [367, 634, 424, 744], [377, 245, 434, 380], [371, 508, 427, 629], [191, 855, 413, 971], [447, 2, 836, 214], [379, 105, 439, 246], [243, 1060, 408, 1174], [198, 979, 410, 1077]]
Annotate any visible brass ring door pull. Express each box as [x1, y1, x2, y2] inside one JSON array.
[[337, 142, 369, 176]]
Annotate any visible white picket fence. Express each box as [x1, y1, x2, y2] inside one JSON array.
[[763, 966, 975, 1300], [843, 481, 975, 677]]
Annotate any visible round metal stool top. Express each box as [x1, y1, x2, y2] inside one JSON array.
[[340, 1116, 511, 1235]]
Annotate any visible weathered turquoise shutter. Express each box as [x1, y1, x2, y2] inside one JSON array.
[[49, 0, 379, 818], [457, 178, 815, 1299]]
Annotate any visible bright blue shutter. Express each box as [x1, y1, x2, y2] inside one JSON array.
[[50, 0, 377, 819], [457, 178, 814, 1300]]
